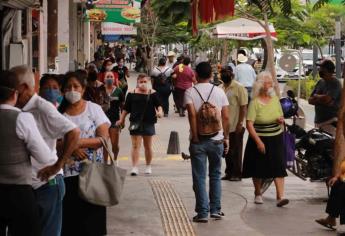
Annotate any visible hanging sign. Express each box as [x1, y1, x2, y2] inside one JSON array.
[[101, 22, 137, 35]]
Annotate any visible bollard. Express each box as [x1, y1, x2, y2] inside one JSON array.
[[167, 131, 181, 154]]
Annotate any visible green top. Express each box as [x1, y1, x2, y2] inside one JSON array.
[[247, 96, 283, 137]]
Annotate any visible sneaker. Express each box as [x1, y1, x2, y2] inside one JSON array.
[[131, 167, 139, 176], [193, 215, 208, 223], [276, 199, 289, 207], [145, 165, 152, 174], [210, 212, 225, 220], [254, 195, 263, 204]]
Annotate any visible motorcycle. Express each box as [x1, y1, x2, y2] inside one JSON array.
[[261, 90, 334, 194]]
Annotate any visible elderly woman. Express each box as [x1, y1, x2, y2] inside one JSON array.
[[242, 71, 289, 207], [58, 72, 110, 236]]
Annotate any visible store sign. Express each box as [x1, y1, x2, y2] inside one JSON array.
[[84, 0, 141, 23], [101, 22, 137, 35]]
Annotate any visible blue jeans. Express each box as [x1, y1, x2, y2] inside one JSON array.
[[35, 174, 65, 236], [189, 140, 224, 217]]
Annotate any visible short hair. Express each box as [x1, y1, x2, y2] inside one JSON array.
[[195, 62, 212, 79], [39, 74, 60, 88], [158, 58, 166, 66], [75, 69, 88, 81], [0, 71, 18, 102], [9, 65, 35, 89], [183, 57, 191, 66], [320, 59, 335, 73], [137, 73, 149, 81], [116, 57, 124, 63]]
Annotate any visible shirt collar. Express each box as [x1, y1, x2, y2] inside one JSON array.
[[0, 104, 21, 112], [22, 94, 38, 112]]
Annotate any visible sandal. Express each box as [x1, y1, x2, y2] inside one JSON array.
[[315, 218, 336, 231]]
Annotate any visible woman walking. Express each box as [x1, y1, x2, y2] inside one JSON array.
[[116, 74, 163, 176], [104, 71, 125, 162], [242, 71, 289, 207], [58, 72, 110, 236]]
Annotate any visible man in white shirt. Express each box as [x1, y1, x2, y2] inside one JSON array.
[[234, 54, 257, 98], [10, 65, 80, 236], [184, 62, 230, 223], [0, 70, 59, 236], [166, 51, 176, 69]]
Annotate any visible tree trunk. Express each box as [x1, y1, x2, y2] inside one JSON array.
[[221, 40, 228, 66], [263, 12, 279, 97], [261, 38, 268, 71], [333, 64, 345, 175]]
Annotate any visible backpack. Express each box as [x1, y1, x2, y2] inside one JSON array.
[[155, 67, 169, 86], [194, 85, 222, 137]]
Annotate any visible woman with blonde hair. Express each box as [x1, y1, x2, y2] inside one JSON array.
[[242, 71, 289, 207]]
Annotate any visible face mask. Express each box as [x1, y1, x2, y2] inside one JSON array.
[[267, 87, 276, 97], [106, 65, 113, 71], [138, 82, 148, 90], [105, 78, 114, 86], [65, 91, 81, 104], [42, 88, 61, 104]]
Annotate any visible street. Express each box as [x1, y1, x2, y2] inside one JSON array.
[[106, 72, 335, 236]]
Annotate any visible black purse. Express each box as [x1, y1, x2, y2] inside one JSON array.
[[128, 90, 151, 132]]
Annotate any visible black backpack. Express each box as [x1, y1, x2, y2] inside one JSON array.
[[155, 67, 169, 86]]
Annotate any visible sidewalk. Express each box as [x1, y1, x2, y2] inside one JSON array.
[[106, 71, 333, 235]]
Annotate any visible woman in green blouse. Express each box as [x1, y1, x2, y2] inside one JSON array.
[[242, 71, 289, 207]]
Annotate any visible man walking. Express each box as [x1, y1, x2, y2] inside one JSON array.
[[308, 60, 342, 136], [10, 65, 80, 236], [184, 62, 230, 223], [220, 66, 248, 181], [234, 54, 256, 99]]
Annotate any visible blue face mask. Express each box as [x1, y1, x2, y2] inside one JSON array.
[[42, 88, 61, 104]]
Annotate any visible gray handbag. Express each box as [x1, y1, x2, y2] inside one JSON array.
[[79, 137, 127, 206]]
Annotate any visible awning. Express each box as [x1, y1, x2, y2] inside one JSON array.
[[212, 18, 277, 41], [0, 0, 40, 9]]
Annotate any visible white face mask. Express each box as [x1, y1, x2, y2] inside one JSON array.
[[65, 91, 81, 104], [267, 87, 276, 97]]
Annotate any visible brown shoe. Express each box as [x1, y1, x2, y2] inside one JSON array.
[[276, 199, 289, 207], [315, 218, 336, 230]]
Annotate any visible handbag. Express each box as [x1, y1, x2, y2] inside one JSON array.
[[128, 90, 151, 132], [283, 125, 296, 168], [79, 137, 127, 206]]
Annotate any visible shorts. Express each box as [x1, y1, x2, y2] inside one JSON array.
[[129, 123, 156, 136]]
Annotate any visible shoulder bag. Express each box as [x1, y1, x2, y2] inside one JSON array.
[[79, 137, 127, 206]]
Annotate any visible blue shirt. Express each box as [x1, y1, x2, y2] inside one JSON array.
[[235, 63, 257, 88]]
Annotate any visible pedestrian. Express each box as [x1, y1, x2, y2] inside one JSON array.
[[39, 74, 63, 107], [0, 70, 59, 236], [308, 60, 341, 136], [104, 71, 125, 162], [84, 70, 110, 112], [151, 58, 174, 117], [58, 71, 110, 236], [116, 74, 163, 176], [184, 62, 230, 223], [99, 59, 119, 85], [220, 66, 248, 181], [166, 51, 176, 69], [242, 71, 289, 207], [172, 56, 183, 69], [10, 65, 80, 236], [254, 56, 263, 74], [234, 54, 256, 100], [113, 57, 129, 95], [173, 57, 197, 117]]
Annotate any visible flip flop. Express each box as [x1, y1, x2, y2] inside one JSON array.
[[315, 219, 336, 231]]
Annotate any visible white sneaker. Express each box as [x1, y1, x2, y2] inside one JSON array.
[[131, 167, 139, 176], [145, 165, 152, 174], [254, 195, 263, 204]]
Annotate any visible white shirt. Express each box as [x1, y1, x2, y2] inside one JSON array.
[[22, 94, 77, 189], [166, 60, 176, 69], [0, 104, 56, 169], [234, 63, 257, 88], [184, 83, 229, 141], [151, 66, 174, 77]]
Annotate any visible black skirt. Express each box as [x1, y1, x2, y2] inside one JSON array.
[[242, 133, 287, 178], [62, 176, 106, 236]]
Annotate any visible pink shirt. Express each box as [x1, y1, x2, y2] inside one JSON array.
[[174, 65, 195, 90]]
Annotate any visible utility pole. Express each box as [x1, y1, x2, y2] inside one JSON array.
[[335, 16, 342, 79]]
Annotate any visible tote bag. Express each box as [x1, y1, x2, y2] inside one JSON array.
[[79, 137, 127, 206]]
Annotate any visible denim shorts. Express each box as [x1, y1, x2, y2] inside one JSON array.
[[129, 123, 156, 136]]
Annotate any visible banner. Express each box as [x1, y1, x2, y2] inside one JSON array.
[[84, 0, 141, 23], [101, 22, 137, 35]]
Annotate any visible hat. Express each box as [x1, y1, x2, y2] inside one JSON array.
[[168, 51, 176, 57], [237, 54, 248, 63]]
